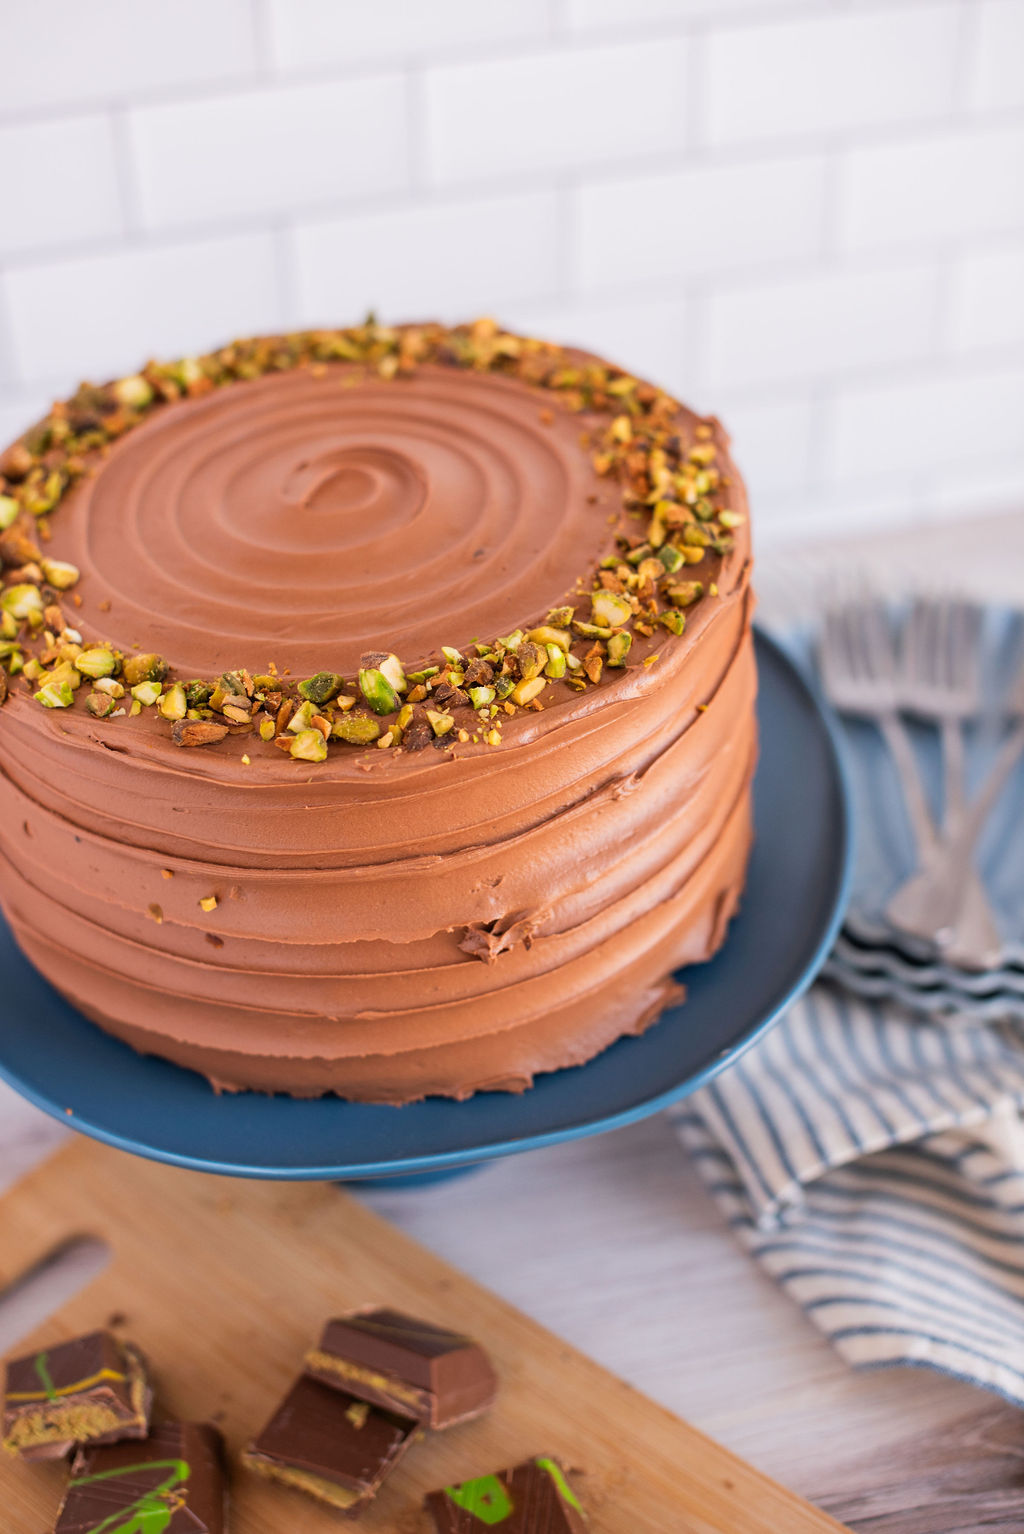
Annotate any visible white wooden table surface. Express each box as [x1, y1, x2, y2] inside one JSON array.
[[3, 512, 1024, 1531]]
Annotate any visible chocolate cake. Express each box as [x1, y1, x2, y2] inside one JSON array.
[[0, 319, 756, 1103]]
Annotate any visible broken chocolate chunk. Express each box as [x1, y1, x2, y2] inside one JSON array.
[[425, 1455, 588, 1531], [243, 1372, 417, 1514], [305, 1307, 497, 1429], [56, 1422, 226, 1533]]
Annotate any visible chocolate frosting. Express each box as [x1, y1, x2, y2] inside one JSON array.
[[0, 345, 756, 1102]]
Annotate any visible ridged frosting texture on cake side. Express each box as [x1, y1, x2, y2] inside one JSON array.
[[0, 337, 755, 1103]]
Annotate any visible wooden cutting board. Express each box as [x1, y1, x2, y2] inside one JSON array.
[[0, 1139, 848, 1533]]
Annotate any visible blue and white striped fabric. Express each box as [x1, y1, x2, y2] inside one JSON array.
[[671, 985, 1024, 1403]]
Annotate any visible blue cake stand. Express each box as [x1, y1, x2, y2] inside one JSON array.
[[0, 628, 852, 1181]]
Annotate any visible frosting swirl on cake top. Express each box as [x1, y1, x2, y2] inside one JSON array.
[[0, 319, 745, 764]]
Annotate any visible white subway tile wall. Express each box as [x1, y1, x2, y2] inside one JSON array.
[[0, 0, 1021, 546]]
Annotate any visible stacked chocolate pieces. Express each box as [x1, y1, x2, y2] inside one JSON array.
[[2, 1330, 227, 1532], [244, 1307, 497, 1515], [2, 1330, 151, 1462]]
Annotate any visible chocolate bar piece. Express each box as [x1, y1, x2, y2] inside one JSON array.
[[55, 1422, 226, 1534], [243, 1372, 418, 1515], [426, 1456, 588, 1532], [2, 1330, 151, 1460], [305, 1307, 497, 1429]]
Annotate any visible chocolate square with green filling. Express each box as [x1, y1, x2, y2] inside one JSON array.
[[243, 1372, 418, 1514], [305, 1307, 498, 1428], [426, 1456, 588, 1532], [2, 1329, 150, 1460], [56, 1422, 226, 1534]]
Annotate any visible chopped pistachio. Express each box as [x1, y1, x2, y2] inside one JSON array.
[[40, 558, 80, 590], [0, 496, 18, 530], [441, 646, 464, 667], [289, 728, 328, 763], [287, 699, 317, 733], [626, 544, 653, 566], [113, 374, 154, 409], [122, 653, 167, 686], [47, 660, 82, 691], [405, 665, 439, 684], [85, 691, 117, 718], [485, 728, 502, 746], [544, 645, 567, 679], [75, 647, 117, 679], [131, 680, 162, 705], [511, 676, 546, 706], [185, 681, 215, 709], [332, 713, 381, 745], [573, 621, 613, 640], [172, 719, 230, 746], [681, 546, 706, 565], [259, 718, 276, 742], [527, 626, 571, 652], [377, 729, 395, 748], [496, 629, 524, 652], [718, 510, 745, 529], [358, 667, 400, 715], [591, 590, 632, 628], [516, 641, 545, 681], [667, 581, 704, 608], [1, 583, 43, 621], [159, 682, 187, 721], [34, 679, 74, 708], [298, 671, 344, 705], [494, 674, 516, 701], [682, 524, 710, 547], [374, 653, 406, 693], [425, 708, 455, 737], [659, 609, 687, 635], [1, 610, 17, 639], [659, 544, 685, 574], [94, 676, 125, 698], [546, 606, 575, 627], [607, 631, 632, 667], [468, 685, 495, 709]]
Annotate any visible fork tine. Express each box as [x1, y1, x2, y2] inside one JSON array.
[[862, 597, 895, 681], [935, 597, 954, 690]]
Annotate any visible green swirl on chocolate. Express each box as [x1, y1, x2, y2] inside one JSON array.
[[68, 1457, 190, 1534], [0, 318, 743, 762]]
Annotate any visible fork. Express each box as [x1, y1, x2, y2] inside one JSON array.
[[820, 599, 1002, 968], [899, 598, 982, 829], [886, 652, 1024, 967]]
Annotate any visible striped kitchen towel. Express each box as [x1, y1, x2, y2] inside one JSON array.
[[671, 984, 1024, 1404]]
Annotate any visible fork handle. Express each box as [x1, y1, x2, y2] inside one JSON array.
[[884, 719, 1024, 961], [942, 715, 966, 829], [878, 710, 939, 859]]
